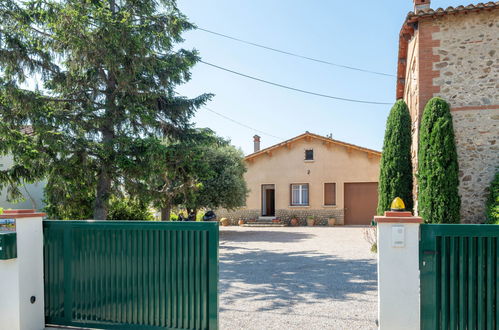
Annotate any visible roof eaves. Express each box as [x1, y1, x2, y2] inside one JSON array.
[[244, 132, 381, 161]]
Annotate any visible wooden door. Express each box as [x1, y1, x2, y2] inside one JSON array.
[[344, 182, 378, 225]]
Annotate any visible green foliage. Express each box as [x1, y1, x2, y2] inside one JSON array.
[[0, 0, 211, 219], [485, 172, 499, 224], [184, 143, 248, 212], [377, 100, 413, 215], [124, 128, 248, 219], [107, 196, 154, 221], [418, 97, 460, 224]]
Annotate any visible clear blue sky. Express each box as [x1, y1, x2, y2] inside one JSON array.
[[176, 0, 468, 154]]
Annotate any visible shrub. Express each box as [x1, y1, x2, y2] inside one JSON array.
[[377, 100, 413, 215], [418, 97, 460, 223], [107, 196, 154, 221], [486, 172, 499, 224]]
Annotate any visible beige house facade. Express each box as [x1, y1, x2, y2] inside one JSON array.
[[218, 132, 381, 225], [0, 154, 46, 210], [398, 1, 499, 222]]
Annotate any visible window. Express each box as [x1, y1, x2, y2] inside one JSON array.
[[305, 149, 314, 160], [324, 183, 336, 206], [291, 184, 309, 206]]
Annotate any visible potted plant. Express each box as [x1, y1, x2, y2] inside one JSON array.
[[220, 218, 230, 226], [290, 215, 299, 226], [306, 215, 315, 227], [328, 218, 336, 227], [272, 218, 281, 223], [238, 219, 245, 226]]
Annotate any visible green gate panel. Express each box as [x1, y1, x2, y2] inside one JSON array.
[[420, 224, 498, 330], [0, 232, 17, 260], [43, 221, 219, 329]]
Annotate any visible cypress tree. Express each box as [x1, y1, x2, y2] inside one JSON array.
[[377, 99, 413, 215], [418, 97, 460, 223]]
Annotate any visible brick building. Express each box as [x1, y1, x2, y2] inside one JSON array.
[[397, 1, 499, 222]]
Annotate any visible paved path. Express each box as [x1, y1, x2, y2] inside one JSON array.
[[219, 226, 377, 330]]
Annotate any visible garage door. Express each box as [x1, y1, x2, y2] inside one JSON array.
[[344, 182, 378, 225]]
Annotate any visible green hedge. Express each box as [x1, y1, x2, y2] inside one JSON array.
[[486, 172, 499, 224]]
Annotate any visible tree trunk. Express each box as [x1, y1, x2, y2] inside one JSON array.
[[161, 206, 171, 221], [94, 167, 111, 220]]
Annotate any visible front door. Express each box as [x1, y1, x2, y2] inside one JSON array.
[[261, 184, 275, 216]]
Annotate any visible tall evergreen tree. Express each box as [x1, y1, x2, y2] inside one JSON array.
[[418, 97, 460, 223], [377, 99, 413, 215], [0, 0, 210, 219]]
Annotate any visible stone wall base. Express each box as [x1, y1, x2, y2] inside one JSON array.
[[216, 208, 345, 226]]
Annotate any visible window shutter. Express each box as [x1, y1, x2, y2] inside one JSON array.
[[324, 183, 336, 205]]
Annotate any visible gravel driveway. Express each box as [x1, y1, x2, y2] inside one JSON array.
[[219, 226, 377, 330]]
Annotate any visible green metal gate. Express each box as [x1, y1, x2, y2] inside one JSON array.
[[420, 224, 498, 329], [43, 221, 219, 329]]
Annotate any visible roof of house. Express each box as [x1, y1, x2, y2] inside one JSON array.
[[405, 1, 499, 23], [245, 132, 381, 161], [20, 126, 34, 136], [396, 1, 499, 98]]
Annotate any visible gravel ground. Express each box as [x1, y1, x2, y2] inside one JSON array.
[[219, 226, 377, 330]]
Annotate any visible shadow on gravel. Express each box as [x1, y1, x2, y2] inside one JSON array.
[[220, 230, 314, 243], [219, 245, 377, 312]]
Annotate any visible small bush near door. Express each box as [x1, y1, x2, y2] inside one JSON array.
[[486, 172, 499, 224]]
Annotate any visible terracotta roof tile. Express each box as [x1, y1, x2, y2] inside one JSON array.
[[406, 1, 499, 22], [20, 125, 34, 136], [245, 132, 381, 161]]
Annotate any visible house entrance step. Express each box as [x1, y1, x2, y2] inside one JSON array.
[[258, 216, 277, 221], [242, 223, 287, 227]]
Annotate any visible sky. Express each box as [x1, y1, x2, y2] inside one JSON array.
[[175, 0, 469, 154]]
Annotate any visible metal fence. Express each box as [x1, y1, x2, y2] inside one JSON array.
[[420, 224, 498, 329], [43, 220, 219, 329]]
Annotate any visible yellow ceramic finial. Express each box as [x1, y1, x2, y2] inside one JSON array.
[[390, 197, 406, 211]]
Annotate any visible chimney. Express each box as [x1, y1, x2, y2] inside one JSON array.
[[253, 135, 261, 153], [414, 0, 430, 12]]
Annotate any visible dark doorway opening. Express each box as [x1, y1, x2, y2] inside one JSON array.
[[261, 184, 275, 216]]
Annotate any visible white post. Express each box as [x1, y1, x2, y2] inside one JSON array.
[[0, 210, 45, 330], [375, 211, 422, 330]]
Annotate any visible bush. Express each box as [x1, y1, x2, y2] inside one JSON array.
[[418, 97, 460, 223], [377, 100, 413, 215], [486, 172, 499, 224], [107, 196, 154, 221]]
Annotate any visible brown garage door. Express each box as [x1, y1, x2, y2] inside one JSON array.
[[344, 182, 378, 225]]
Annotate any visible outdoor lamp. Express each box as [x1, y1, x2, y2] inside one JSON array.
[[390, 197, 405, 211]]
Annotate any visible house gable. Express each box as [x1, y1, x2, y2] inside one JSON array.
[[245, 132, 381, 164]]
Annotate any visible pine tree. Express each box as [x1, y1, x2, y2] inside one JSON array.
[[418, 97, 460, 223], [377, 99, 413, 215], [0, 0, 211, 219]]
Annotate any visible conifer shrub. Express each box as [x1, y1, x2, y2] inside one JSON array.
[[377, 100, 413, 215], [485, 172, 499, 224], [418, 98, 460, 223]]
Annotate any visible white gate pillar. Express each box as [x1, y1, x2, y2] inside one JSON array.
[[375, 210, 422, 330], [0, 210, 45, 330]]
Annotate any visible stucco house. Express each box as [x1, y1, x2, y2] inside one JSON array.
[[398, 0, 499, 222], [218, 132, 381, 225], [0, 126, 46, 210], [0, 154, 46, 210]]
